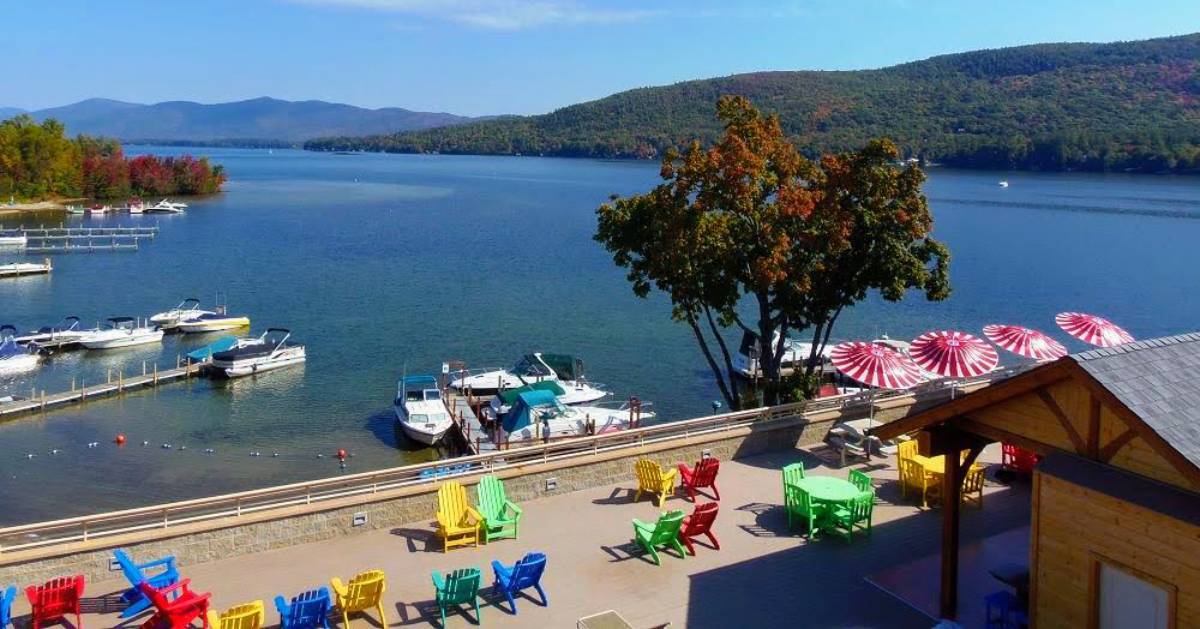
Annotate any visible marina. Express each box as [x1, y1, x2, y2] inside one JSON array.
[[0, 258, 52, 278]]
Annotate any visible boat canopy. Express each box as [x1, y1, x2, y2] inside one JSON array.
[[502, 389, 559, 433], [496, 380, 565, 406], [187, 336, 238, 362], [539, 353, 582, 380]]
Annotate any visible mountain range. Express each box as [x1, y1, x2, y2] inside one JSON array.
[[1, 97, 474, 144], [305, 33, 1200, 173]]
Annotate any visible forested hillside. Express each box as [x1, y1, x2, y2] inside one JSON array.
[[306, 34, 1200, 173]]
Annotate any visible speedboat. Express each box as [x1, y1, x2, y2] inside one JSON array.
[[0, 232, 26, 246], [65, 205, 86, 215], [448, 353, 604, 398], [79, 317, 165, 349], [393, 375, 455, 445], [175, 308, 251, 334], [481, 379, 610, 423], [498, 390, 655, 444], [146, 199, 186, 213], [734, 331, 834, 378], [150, 298, 215, 330], [209, 328, 305, 377], [86, 204, 111, 214], [998, 180, 1009, 188], [0, 325, 41, 375], [16, 316, 85, 346], [125, 199, 145, 214]]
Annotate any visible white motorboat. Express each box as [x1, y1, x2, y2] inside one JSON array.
[[998, 180, 1010, 188], [65, 205, 86, 215], [175, 307, 251, 334], [0, 232, 26, 247], [209, 328, 305, 378], [448, 353, 602, 397], [78, 317, 165, 350], [393, 375, 454, 445], [150, 298, 215, 330], [734, 331, 834, 378], [497, 390, 654, 444], [124, 199, 146, 214], [16, 316, 85, 346], [480, 379, 610, 423], [86, 204, 112, 214], [0, 325, 41, 375], [146, 199, 187, 213]]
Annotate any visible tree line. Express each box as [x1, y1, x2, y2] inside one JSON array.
[[0, 115, 226, 201]]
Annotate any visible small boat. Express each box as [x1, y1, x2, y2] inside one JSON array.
[[209, 328, 305, 378], [734, 331, 834, 378], [394, 375, 454, 445], [16, 316, 85, 346], [78, 317, 165, 350], [64, 205, 86, 215], [0, 325, 41, 375], [498, 390, 654, 444], [86, 204, 112, 214], [146, 199, 187, 213], [481, 379, 610, 423], [0, 232, 26, 247], [998, 180, 1009, 188], [448, 353, 604, 398], [175, 307, 251, 334], [150, 298, 215, 330], [187, 335, 239, 363], [124, 199, 145, 214]]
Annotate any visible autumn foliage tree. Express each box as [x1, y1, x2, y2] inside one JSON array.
[[595, 96, 950, 410]]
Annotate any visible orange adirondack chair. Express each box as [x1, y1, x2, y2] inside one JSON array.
[[677, 457, 720, 502], [26, 575, 84, 629], [634, 459, 677, 507], [677, 502, 720, 555]]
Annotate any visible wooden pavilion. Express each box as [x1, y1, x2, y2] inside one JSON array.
[[870, 332, 1200, 626]]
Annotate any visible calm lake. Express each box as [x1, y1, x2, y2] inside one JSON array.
[[2, 147, 1199, 524]]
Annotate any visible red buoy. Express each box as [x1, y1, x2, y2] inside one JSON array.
[[115, 434, 127, 445], [337, 448, 347, 460]]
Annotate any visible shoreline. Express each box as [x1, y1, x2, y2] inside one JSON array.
[[0, 200, 79, 216]]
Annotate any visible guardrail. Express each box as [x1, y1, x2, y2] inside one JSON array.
[[0, 367, 1018, 555]]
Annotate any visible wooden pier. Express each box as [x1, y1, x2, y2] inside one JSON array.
[[446, 391, 500, 454], [13, 226, 158, 238], [0, 258, 52, 278], [0, 359, 203, 420], [12, 226, 156, 253], [26, 242, 140, 253]]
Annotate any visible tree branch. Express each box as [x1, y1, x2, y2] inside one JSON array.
[[703, 304, 741, 409]]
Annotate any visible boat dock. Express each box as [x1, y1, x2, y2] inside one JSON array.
[[0, 258, 52, 278], [0, 359, 203, 420], [13, 226, 159, 238], [11, 226, 156, 253], [446, 391, 500, 454]]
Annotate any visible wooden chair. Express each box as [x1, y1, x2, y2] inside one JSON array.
[[138, 579, 211, 629], [206, 600, 265, 629], [678, 502, 720, 555], [436, 481, 483, 552], [114, 548, 180, 619], [897, 440, 919, 462], [1001, 444, 1038, 475], [848, 469, 872, 493], [491, 552, 548, 614], [634, 459, 677, 507], [962, 463, 986, 508], [784, 486, 826, 538], [781, 462, 806, 526], [632, 510, 687, 565], [432, 568, 481, 626], [830, 490, 874, 541], [1, 585, 18, 629], [476, 474, 523, 542], [677, 457, 720, 502], [26, 576, 85, 629], [330, 570, 387, 629], [274, 588, 332, 629]]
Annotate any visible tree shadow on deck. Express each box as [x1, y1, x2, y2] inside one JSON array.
[[734, 502, 792, 538]]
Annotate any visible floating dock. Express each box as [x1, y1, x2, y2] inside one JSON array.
[[0, 359, 203, 419], [0, 258, 52, 278], [12, 226, 156, 253], [446, 391, 500, 454], [14, 226, 158, 238], [25, 242, 140, 253]]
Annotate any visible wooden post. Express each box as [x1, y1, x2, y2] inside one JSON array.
[[940, 432, 963, 620], [153, 363, 158, 385]]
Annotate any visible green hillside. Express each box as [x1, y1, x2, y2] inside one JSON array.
[[306, 34, 1200, 173]]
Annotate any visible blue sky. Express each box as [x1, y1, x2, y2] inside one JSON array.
[[3, 0, 1198, 116]]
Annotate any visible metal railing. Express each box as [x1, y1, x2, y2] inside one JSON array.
[[0, 367, 1017, 555]]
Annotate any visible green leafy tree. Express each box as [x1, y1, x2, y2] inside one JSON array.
[[596, 97, 950, 409]]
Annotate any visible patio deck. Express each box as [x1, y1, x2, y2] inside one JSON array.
[[7, 445, 1031, 628]]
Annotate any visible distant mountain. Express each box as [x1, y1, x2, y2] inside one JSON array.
[[306, 33, 1200, 174], [0, 107, 25, 118], [14, 97, 474, 143]]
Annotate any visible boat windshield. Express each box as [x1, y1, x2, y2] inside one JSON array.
[[405, 390, 424, 402], [423, 388, 442, 402], [511, 354, 553, 378]]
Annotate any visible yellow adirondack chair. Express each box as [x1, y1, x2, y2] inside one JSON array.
[[962, 463, 986, 508], [436, 481, 483, 552], [330, 569, 387, 628], [898, 440, 918, 462], [205, 600, 265, 629], [634, 459, 677, 507]]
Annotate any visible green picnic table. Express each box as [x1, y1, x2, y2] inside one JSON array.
[[790, 476, 861, 535]]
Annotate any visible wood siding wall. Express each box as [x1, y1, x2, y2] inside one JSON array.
[[1031, 472, 1200, 628]]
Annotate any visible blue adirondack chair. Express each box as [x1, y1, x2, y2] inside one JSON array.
[[274, 587, 332, 629], [491, 552, 548, 614], [1, 585, 16, 629], [114, 548, 180, 618]]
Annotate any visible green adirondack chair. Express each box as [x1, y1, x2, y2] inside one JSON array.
[[476, 474, 523, 542], [830, 490, 874, 542], [782, 463, 806, 528], [632, 510, 686, 565], [848, 469, 872, 493], [432, 567, 481, 626]]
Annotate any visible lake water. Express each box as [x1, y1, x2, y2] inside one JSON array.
[[2, 148, 1199, 525]]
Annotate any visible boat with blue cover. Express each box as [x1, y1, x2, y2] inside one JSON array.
[[187, 336, 239, 363], [499, 389, 655, 444], [209, 328, 305, 377], [0, 325, 41, 375]]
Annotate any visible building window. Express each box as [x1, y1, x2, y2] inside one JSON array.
[[1094, 560, 1173, 629]]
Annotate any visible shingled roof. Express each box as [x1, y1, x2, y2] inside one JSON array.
[[1072, 332, 1200, 470]]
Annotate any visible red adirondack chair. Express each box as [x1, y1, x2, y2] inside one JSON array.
[[138, 579, 212, 629], [26, 575, 85, 629], [677, 502, 720, 555], [677, 457, 720, 502], [1001, 444, 1038, 475]]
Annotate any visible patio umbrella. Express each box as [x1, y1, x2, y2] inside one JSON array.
[[830, 341, 926, 391], [1055, 312, 1134, 348], [909, 330, 999, 379], [982, 324, 1068, 362]]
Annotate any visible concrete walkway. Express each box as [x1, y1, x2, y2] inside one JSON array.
[[11, 445, 1030, 628]]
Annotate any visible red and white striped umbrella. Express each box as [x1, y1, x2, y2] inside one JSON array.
[[1055, 312, 1134, 348], [830, 341, 926, 390], [983, 324, 1068, 362], [909, 330, 999, 378]]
